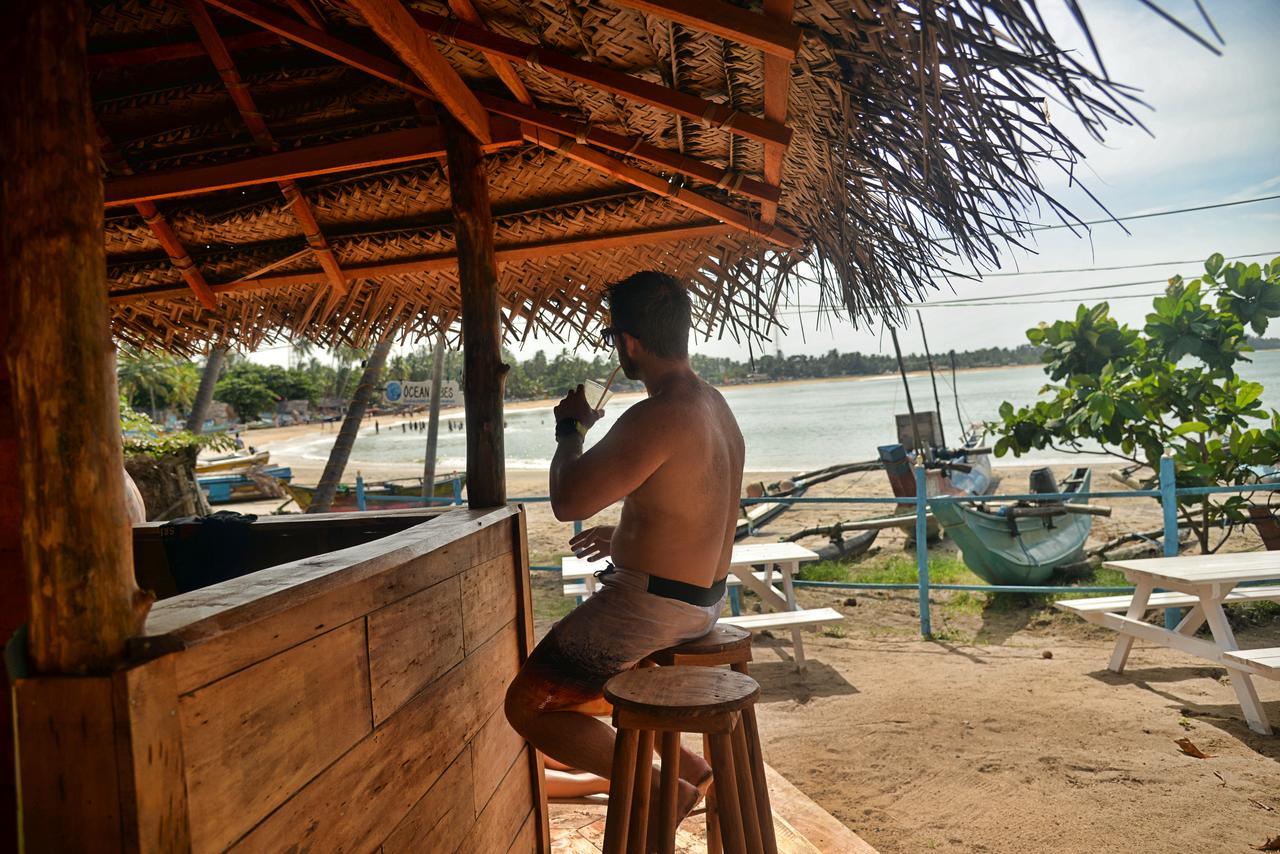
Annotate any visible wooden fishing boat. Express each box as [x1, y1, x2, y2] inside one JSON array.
[[198, 465, 292, 503], [288, 472, 465, 511], [932, 467, 1097, 585], [878, 435, 999, 539], [736, 461, 881, 541], [195, 449, 269, 474]]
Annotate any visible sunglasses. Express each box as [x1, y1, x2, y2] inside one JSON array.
[[600, 326, 625, 348]]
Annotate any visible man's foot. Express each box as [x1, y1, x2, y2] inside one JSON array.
[[644, 778, 704, 853]]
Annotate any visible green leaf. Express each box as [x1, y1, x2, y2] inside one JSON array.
[[1171, 421, 1211, 436], [1204, 253, 1224, 277]]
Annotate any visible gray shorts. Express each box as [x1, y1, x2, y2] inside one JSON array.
[[519, 566, 724, 711]]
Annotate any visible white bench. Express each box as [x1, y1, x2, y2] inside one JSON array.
[[1223, 648, 1280, 679], [562, 569, 781, 599], [1056, 585, 1280, 616], [721, 607, 844, 633]]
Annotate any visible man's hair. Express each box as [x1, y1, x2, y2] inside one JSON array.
[[606, 271, 691, 359]]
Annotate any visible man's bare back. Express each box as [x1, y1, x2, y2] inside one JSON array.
[[608, 374, 743, 587]]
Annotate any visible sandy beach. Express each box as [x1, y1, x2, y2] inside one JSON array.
[[220, 413, 1279, 854]]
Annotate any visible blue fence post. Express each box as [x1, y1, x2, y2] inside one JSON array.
[[914, 460, 932, 638], [1160, 452, 1181, 629], [452, 475, 462, 505], [355, 473, 366, 512]]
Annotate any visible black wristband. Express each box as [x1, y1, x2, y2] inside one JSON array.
[[555, 417, 584, 441]]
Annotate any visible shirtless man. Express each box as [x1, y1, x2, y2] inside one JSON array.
[[505, 271, 745, 827]]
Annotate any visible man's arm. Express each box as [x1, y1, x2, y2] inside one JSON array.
[[550, 395, 671, 522]]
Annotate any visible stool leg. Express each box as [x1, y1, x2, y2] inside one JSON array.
[[741, 706, 777, 854], [657, 731, 682, 854], [627, 730, 654, 854], [731, 718, 765, 854], [703, 734, 723, 854], [707, 727, 748, 854], [603, 728, 640, 854]]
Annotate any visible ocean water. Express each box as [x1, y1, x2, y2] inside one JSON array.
[[279, 349, 1280, 474]]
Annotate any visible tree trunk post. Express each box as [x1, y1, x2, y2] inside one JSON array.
[[186, 344, 227, 433], [0, 0, 149, 674], [422, 332, 446, 503], [307, 337, 393, 513], [441, 111, 506, 508]]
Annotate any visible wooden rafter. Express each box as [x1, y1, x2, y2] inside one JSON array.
[[205, 0, 794, 242], [98, 130, 218, 309], [445, 0, 532, 105], [104, 124, 522, 206], [523, 126, 801, 249], [410, 9, 790, 148], [610, 0, 801, 59], [346, 0, 491, 143], [110, 222, 735, 304], [88, 30, 279, 71], [761, 0, 795, 224], [186, 0, 349, 297]]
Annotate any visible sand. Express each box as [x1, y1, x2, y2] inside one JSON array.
[[224, 419, 1279, 853]]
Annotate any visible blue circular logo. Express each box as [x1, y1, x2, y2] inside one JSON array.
[[385, 380, 402, 402]]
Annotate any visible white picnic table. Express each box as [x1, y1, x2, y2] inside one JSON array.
[[561, 542, 835, 670], [1059, 551, 1280, 734]]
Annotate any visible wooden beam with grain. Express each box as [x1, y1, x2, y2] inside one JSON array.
[[761, 0, 795, 224], [347, 0, 491, 143], [186, 0, 349, 297], [104, 124, 522, 206], [99, 132, 219, 309], [610, 0, 802, 59], [524, 126, 802, 249], [110, 221, 735, 304], [88, 29, 280, 71], [411, 8, 790, 148], [445, 0, 533, 105]]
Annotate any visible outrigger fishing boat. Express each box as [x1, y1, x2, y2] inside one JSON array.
[[287, 472, 465, 511], [933, 467, 1107, 585], [194, 449, 269, 474], [198, 465, 293, 503], [736, 461, 880, 541]]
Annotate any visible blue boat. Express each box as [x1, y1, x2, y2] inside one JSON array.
[[198, 465, 293, 503]]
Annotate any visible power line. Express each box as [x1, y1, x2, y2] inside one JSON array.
[[1018, 193, 1280, 234], [915, 277, 1168, 306], [977, 248, 1280, 277]]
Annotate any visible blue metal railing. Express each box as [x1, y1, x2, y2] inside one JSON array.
[[350, 456, 1279, 638]]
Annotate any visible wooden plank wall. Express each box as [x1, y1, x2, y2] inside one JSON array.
[[167, 507, 544, 852]]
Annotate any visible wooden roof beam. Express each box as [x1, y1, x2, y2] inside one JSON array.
[[98, 129, 218, 310], [88, 30, 280, 71], [445, 0, 533, 106], [523, 125, 801, 249], [610, 0, 801, 59], [104, 124, 522, 206], [346, 0, 491, 143], [110, 222, 735, 304], [761, 0, 795, 224], [186, 0, 349, 297], [202, 1, 780, 205], [411, 9, 791, 148]]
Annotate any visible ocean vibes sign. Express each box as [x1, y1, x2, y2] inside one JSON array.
[[383, 380, 460, 406]]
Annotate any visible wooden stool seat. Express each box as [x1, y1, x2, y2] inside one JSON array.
[[602, 667, 775, 854], [605, 666, 758, 722], [648, 625, 752, 667]]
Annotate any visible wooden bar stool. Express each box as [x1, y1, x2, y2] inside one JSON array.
[[648, 626, 775, 854], [601, 666, 774, 854]]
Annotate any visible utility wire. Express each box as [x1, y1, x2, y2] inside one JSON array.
[[976, 248, 1279, 277], [1016, 193, 1280, 234]]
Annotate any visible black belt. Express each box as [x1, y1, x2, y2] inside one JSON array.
[[595, 564, 727, 607]]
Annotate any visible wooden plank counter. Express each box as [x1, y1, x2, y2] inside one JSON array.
[[13, 505, 547, 852]]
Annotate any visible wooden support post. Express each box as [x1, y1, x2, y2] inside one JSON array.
[[441, 111, 506, 508], [0, 0, 150, 674]]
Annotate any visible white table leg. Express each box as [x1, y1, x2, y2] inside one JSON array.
[[1200, 595, 1273, 735], [1174, 604, 1206, 636], [781, 560, 805, 672], [1108, 578, 1154, 673]]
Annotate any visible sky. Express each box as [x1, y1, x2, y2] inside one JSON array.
[[253, 0, 1280, 367]]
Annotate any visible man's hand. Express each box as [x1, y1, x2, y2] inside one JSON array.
[[569, 525, 615, 562], [554, 385, 604, 432]]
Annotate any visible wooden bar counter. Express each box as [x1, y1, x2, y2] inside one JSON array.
[[12, 505, 547, 852]]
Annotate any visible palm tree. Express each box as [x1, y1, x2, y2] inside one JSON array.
[[185, 345, 227, 433], [116, 346, 173, 421], [308, 337, 394, 513]]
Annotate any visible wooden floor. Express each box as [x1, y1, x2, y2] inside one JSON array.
[[550, 763, 878, 853]]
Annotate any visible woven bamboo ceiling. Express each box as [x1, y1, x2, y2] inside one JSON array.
[[93, 0, 1212, 354]]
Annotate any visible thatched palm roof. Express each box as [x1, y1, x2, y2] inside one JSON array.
[[92, 0, 1214, 354]]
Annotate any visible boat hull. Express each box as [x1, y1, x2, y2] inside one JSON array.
[[288, 473, 464, 511], [932, 468, 1093, 585]]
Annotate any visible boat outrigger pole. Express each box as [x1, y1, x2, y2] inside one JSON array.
[[917, 311, 947, 449], [889, 326, 925, 454], [949, 350, 965, 438]]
